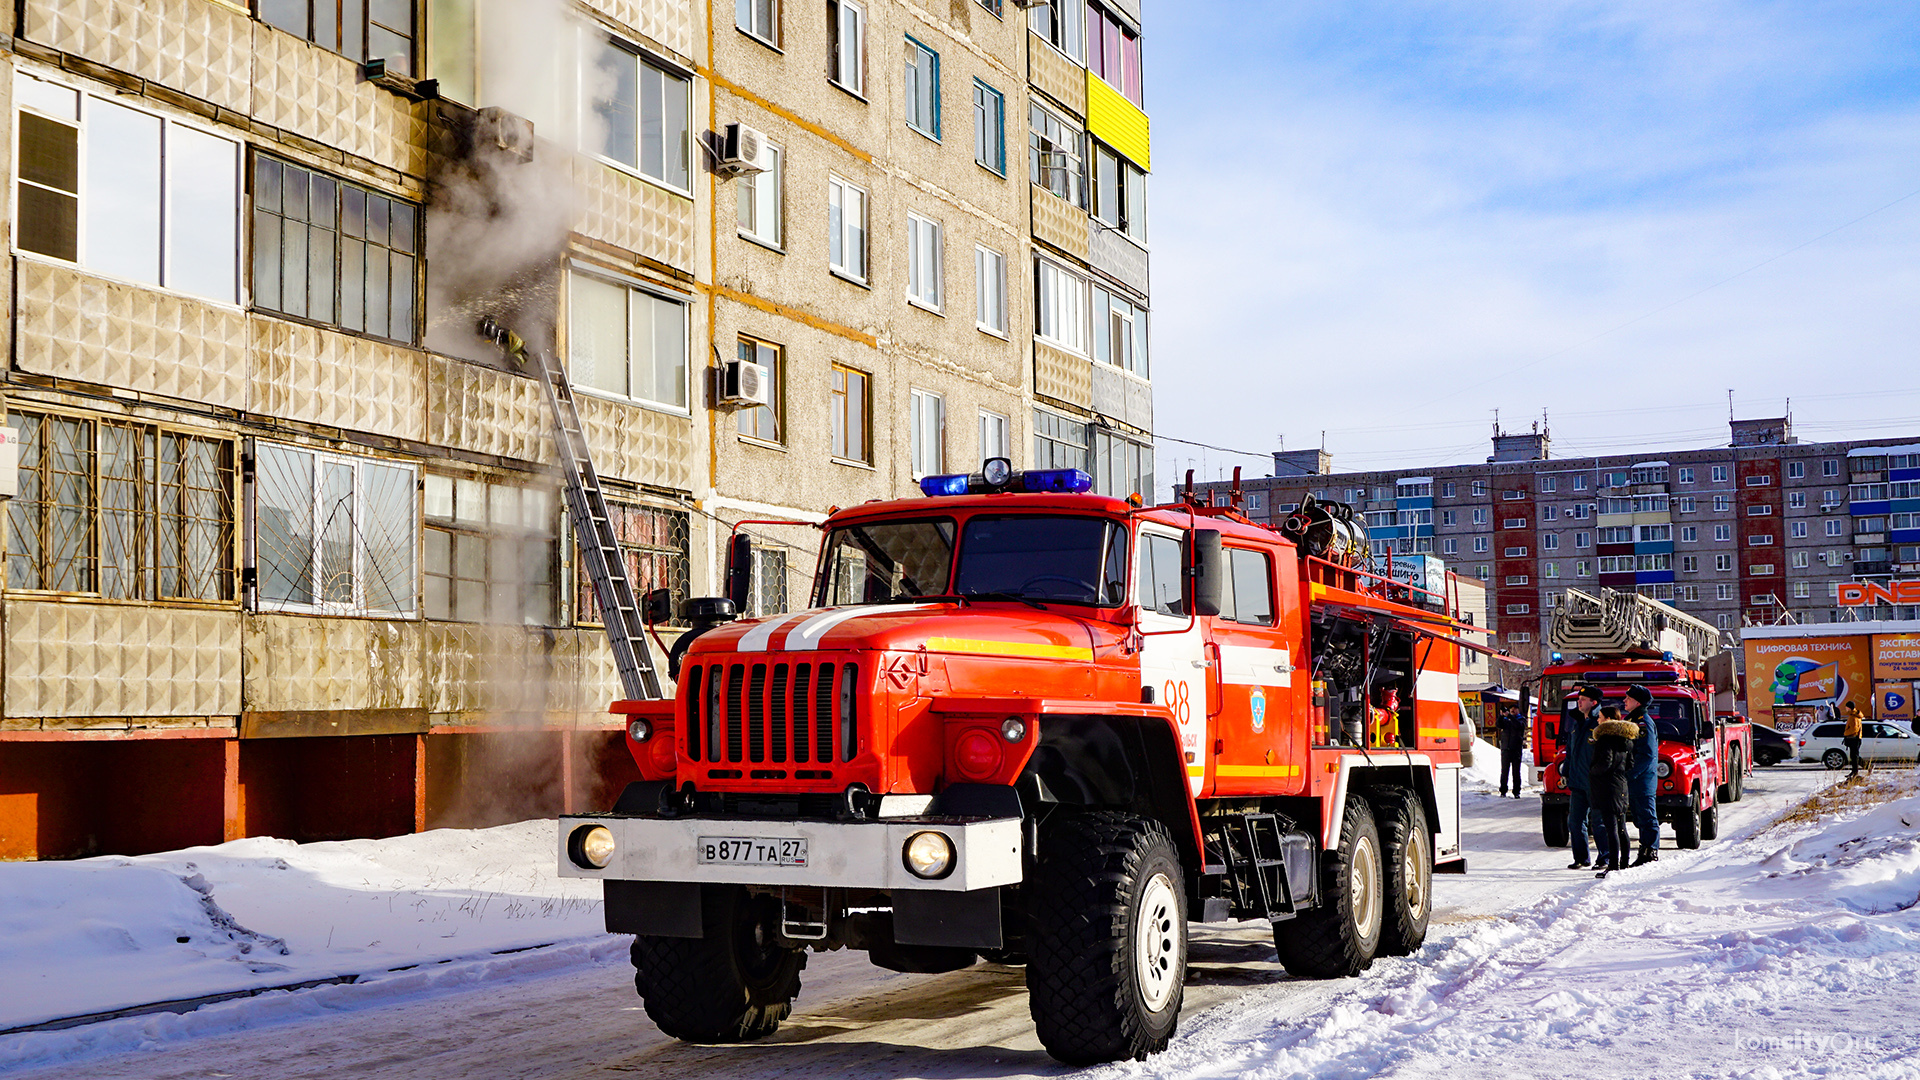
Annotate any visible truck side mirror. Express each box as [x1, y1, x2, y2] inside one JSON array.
[[725, 532, 754, 614], [1191, 529, 1225, 617]]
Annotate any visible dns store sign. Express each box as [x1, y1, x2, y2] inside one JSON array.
[[1837, 580, 1920, 606]]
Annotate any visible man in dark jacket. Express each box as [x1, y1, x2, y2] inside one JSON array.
[[1558, 685, 1605, 869], [1496, 700, 1528, 798], [1623, 685, 1661, 865]]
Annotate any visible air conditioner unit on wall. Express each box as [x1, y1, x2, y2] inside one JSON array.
[[718, 357, 772, 408], [715, 123, 769, 178]]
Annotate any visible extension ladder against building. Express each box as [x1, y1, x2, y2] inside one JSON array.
[[481, 319, 663, 701]]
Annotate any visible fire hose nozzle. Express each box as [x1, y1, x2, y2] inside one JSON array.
[[476, 317, 525, 356]]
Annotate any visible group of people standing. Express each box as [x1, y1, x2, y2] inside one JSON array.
[[1559, 684, 1661, 876]]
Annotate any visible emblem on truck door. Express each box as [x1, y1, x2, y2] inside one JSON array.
[[1250, 689, 1267, 733]]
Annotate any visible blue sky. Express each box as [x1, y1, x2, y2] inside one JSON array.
[[1146, 2, 1920, 488]]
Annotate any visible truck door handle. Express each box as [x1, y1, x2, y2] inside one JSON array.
[[1190, 659, 1209, 669]]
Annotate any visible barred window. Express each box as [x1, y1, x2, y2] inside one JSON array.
[[254, 443, 416, 615], [422, 474, 557, 625], [7, 411, 235, 600], [750, 546, 789, 618], [575, 502, 690, 626]]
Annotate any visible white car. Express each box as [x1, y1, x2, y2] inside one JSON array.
[[1795, 721, 1920, 768]]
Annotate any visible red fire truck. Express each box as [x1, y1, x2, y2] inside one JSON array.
[[552, 470, 1505, 1064], [1532, 588, 1752, 850]]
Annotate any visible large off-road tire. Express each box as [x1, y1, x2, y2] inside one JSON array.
[[1729, 747, 1745, 801], [1274, 793, 1383, 978], [1541, 803, 1569, 848], [1673, 795, 1702, 850], [1700, 803, 1719, 841], [631, 886, 804, 1042], [1026, 812, 1187, 1065], [1373, 788, 1431, 958]]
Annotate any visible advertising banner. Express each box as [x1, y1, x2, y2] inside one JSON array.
[[1872, 634, 1920, 681], [1876, 682, 1915, 722], [1742, 636, 1872, 728]]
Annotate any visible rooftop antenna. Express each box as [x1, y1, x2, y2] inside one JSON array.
[[1320, 429, 1326, 450], [1492, 408, 1501, 437], [1727, 389, 1734, 422]]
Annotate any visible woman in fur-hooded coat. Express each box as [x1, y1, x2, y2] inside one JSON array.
[[1588, 713, 1639, 872]]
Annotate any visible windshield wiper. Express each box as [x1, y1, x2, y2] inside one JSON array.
[[960, 590, 1049, 611]]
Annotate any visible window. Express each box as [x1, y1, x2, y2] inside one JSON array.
[[1790, 521, 1808, 539], [1506, 575, 1529, 586], [1642, 584, 1675, 601], [1033, 409, 1089, 471], [422, 474, 556, 625], [736, 338, 783, 442], [909, 389, 945, 477], [1788, 461, 1805, 479], [906, 213, 944, 310], [1091, 429, 1152, 499], [1822, 489, 1841, 507], [1471, 480, 1488, 496], [975, 246, 1007, 334], [1535, 476, 1554, 493], [1221, 549, 1274, 626], [1677, 497, 1696, 513], [903, 36, 940, 138], [567, 272, 689, 409], [1571, 504, 1591, 520], [1440, 510, 1456, 526], [1713, 495, 1732, 512], [574, 503, 690, 625], [1541, 505, 1557, 521], [830, 366, 871, 462], [737, 0, 778, 43], [1503, 489, 1526, 501], [749, 545, 789, 617], [259, 0, 414, 70], [1680, 555, 1698, 572], [1680, 585, 1698, 601], [1597, 556, 1631, 573], [1826, 519, 1844, 537], [1638, 554, 1671, 571], [1576, 560, 1590, 577], [1678, 467, 1694, 484], [979, 0, 1003, 15], [737, 141, 783, 247], [1824, 459, 1840, 477], [1503, 517, 1527, 528], [1572, 475, 1587, 491], [1789, 491, 1806, 509], [1638, 524, 1672, 542], [1748, 534, 1774, 546], [1085, 1, 1142, 104], [1544, 534, 1559, 550], [16, 76, 239, 303], [1791, 550, 1809, 568], [1712, 465, 1729, 482], [979, 410, 1009, 464], [1576, 531, 1590, 548], [1716, 554, 1732, 571], [1093, 286, 1148, 375], [1793, 581, 1811, 599], [255, 443, 414, 615], [1035, 258, 1089, 353], [1472, 508, 1488, 525], [589, 38, 692, 191], [1029, 0, 1085, 62], [1545, 562, 1559, 578], [1509, 633, 1532, 644], [1680, 526, 1697, 542], [1442, 538, 1457, 555], [254, 156, 417, 340], [828, 176, 868, 282], [1473, 537, 1488, 553], [1714, 524, 1732, 541], [1857, 516, 1888, 533], [1745, 474, 1772, 486], [1091, 140, 1147, 241], [1476, 565, 1490, 580], [973, 80, 1006, 173], [1442, 482, 1456, 498], [1504, 546, 1528, 557], [827, 0, 866, 94], [1850, 483, 1890, 501], [1506, 604, 1531, 615], [1029, 102, 1086, 207], [1716, 613, 1733, 628], [7, 411, 235, 601]]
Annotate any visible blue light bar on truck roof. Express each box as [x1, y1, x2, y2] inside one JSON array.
[[917, 468, 1094, 497]]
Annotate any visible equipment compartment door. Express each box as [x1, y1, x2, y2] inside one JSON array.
[[1137, 524, 1207, 795]]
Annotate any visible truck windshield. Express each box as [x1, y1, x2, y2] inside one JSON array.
[[953, 516, 1129, 605], [1559, 693, 1700, 743], [817, 519, 955, 604]]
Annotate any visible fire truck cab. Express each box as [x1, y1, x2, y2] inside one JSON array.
[[555, 471, 1487, 1064]]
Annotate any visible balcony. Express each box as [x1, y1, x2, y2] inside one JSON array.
[[1854, 562, 1894, 576]]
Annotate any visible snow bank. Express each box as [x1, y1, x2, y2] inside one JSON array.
[[1758, 790, 1920, 915], [0, 821, 605, 1036]]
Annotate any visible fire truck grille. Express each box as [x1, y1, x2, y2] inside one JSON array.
[[685, 660, 860, 767]]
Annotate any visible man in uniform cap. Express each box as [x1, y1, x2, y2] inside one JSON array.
[[1623, 684, 1661, 865]]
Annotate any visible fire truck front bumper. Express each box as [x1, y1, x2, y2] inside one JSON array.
[[556, 812, 1024, 892]]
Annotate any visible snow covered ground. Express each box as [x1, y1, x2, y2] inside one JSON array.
[[2, 764, 1912, 1079]]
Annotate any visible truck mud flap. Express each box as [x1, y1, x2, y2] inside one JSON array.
[[894, 887, 1003, 949], [605, 880, 705, 938]]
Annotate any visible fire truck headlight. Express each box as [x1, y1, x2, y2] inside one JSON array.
[[904, 831, 955, 879], [1001, 717, 1028, 743], [628, 719, 652, 742], [1657, 760, 1672, 779], [569, 825, 617, 870]]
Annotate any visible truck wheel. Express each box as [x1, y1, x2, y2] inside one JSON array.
[[1541, 804, 1569, 848], [1673, 796, 1702, 850], [631, 886, 804, 1042], [1373, 788, 1431, 957], [1026, 812, 1187, 1064], [1273, 794, 1383, 978], [1700, 804, 1718, 841], [1729, 748, 1745, 801]]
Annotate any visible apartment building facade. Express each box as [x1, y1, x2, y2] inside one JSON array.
[[1193, 418, 1920, 675], [0, 0, 1154, 858]]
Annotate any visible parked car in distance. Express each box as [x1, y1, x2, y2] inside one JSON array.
[[1751, 723, 1793, 767], [1796, 721, 1920, 768]]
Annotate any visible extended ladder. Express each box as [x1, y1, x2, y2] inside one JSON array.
[[481, 319, 663, 701]]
